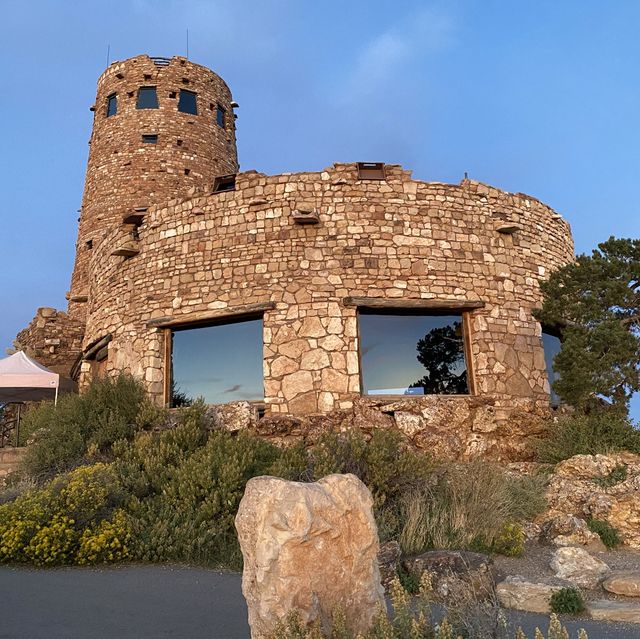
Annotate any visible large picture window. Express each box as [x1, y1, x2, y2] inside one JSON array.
[[170, 317, 263, 407], [358, 310, 470, 396]]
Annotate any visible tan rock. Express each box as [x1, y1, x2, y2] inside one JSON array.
[[217, 401, 255, 432], [550, 546, 609, 588], [300, 349, 330, 370], [496, 577, 560, 614], [603, 571, 640, 597], [394, 411, 424, 438], [587, 600, 640, 623], [299, 317, 325, 338], [270, 355, 298, 378], [235, 474, 385, 638], [281, 370, 314, 401]]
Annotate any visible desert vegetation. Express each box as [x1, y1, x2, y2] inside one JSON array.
[[1, 375, 546, 568]]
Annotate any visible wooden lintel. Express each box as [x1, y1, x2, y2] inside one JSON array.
[[83, 334, 112, 360], [342, 297, 485, 310], [147, 301, 276, 328]]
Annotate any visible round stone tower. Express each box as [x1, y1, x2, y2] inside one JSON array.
[[68, 55, 239, 320]]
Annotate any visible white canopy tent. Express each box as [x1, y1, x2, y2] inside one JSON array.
[[0, 352, 60, 404]]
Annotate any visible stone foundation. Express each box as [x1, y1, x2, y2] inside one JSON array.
[[213, 396, 558, 461]]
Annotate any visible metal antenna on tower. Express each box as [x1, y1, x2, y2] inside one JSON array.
[[186, 29, 189, 59], [106, 44, 111, 67]]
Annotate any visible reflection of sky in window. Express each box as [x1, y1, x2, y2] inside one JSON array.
[[542, 331, 562, 406], [359, 313, 465, 395], [172, 319, 263, 404]]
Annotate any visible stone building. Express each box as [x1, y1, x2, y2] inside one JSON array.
[[14, 54, 574, 459]]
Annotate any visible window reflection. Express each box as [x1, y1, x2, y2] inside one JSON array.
[[171, 317, 263, 407], [541, 328, 562, 406], [359, 311, 469, 395]]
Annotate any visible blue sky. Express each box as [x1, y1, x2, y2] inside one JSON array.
[[1, 0, 638, 418]]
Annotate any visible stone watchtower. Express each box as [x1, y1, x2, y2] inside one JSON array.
[[68, 55, 239, 320]]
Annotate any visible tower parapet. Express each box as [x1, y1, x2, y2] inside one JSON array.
[[68, 55, 239, 319]]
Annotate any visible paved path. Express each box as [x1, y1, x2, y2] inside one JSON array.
[[1, 565, 639, 639]]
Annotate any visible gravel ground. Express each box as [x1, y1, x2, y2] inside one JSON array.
[[493, 541, 640, 602]]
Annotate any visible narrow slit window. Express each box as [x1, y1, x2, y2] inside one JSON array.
[[142, 134, 158, 144], [541, 327, 562, 407], [213, 174, 236, 193], [106, 93, 117, 117], [178, 90, 198, 115], [170, 316, 264, 406], [358, 310, 470, 395], [136, 86, 159, 109], [216, 104, 226, 128]]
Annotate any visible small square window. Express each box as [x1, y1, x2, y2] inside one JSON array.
[[178, 90, 198, 115], [136, 86, 159, 109], [142, 134, 158, 144], [106, 93, 117, 117], [216, 104, 226, 128], [86, 239, 93, 250], [213, 174, 236, 193]]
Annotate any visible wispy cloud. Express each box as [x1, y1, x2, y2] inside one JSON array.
[[223, 384, 242, 394], [336, 6, 455, 105]]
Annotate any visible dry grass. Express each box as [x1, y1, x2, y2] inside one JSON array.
[[399, 461, 547, 556]]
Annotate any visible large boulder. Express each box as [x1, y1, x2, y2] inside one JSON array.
[[235, 474, 385, 639], [402, 550, 494, 601], [587, 601, 640, 624], [550, 546, 609, 588]]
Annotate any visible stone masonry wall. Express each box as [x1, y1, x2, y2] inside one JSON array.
[[82, 162, 574, 431], [12, 307, 84, 377], [68, 55, 239, 321]]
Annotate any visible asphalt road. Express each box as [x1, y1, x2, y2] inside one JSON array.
[[1, 565, 638, 639]]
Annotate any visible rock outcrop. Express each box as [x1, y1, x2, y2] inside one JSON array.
[[235, 474, 385, 639], [544, 453, 640, 548]]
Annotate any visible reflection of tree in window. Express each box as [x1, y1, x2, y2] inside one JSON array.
[[171, 379, 193, 407], [410, 321, 468, 394]]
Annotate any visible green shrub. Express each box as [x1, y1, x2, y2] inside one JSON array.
[[20, 374, 163, 479], [549, 587, 586, 615], [0, 463, 128, 565], [592, 464, 627, 488], [398, 462, 544, 556], [535, 413, 640, 463], [587, 518, 621, 549]]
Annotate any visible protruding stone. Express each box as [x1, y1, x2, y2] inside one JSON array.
[[235, 474, 385, 638]]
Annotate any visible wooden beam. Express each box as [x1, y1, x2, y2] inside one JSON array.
[[147, 301, 276, 328], [83, 334, 112, 360], [342, 297, 485, 310]]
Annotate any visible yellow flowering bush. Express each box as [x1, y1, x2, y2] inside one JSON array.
[[0, 463, 127, 565], [492, 522, 526, 557], [77, 509, 131, 565]]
